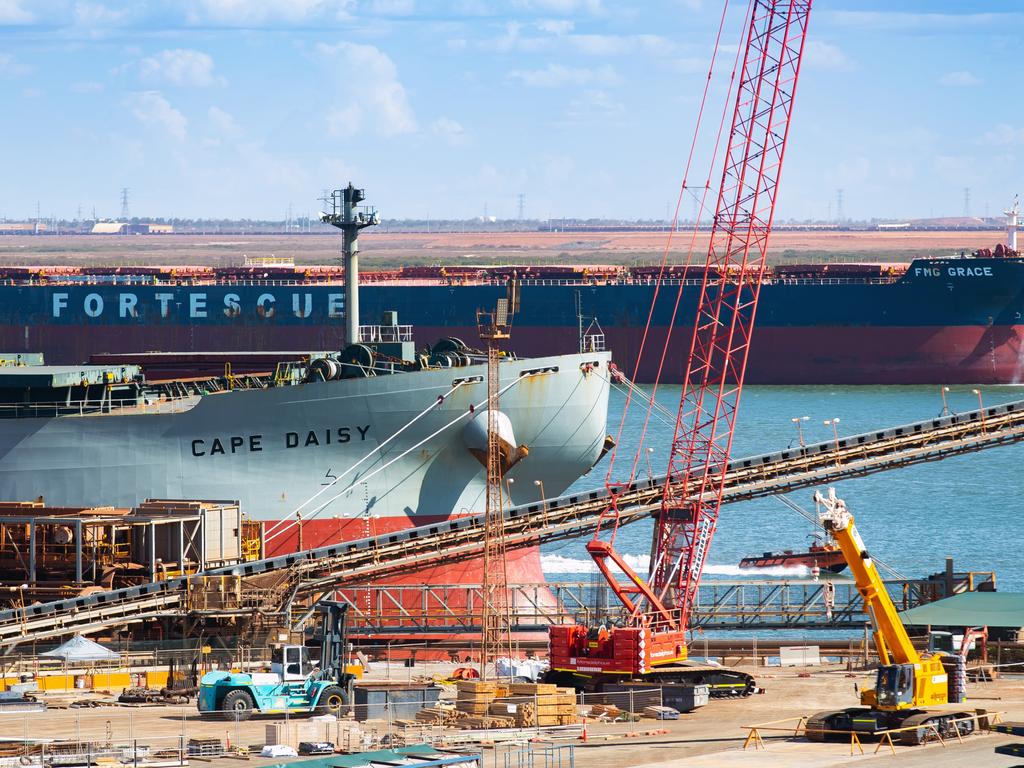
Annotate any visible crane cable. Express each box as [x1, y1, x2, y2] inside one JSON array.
[[602, 0, 743, 486], [263, 380, 469, 541], [773, 494, 909, 580], [265, 374, 530, 542]]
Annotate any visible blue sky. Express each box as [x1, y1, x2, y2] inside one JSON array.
[[1, 1, 1022, 221]]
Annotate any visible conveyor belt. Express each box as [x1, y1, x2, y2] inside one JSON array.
[[2, 397, 1022, 647]]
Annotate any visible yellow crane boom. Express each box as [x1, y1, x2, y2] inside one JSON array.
[[814, 488, 948, 711]]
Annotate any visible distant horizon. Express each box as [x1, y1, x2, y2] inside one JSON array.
[[0, 213, 1012, 229]]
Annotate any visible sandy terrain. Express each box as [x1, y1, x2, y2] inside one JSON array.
[[3, 662, 1020, 768], [0, 230, 1004, 269]]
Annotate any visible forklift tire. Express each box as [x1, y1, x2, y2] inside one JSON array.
[[220, 689, 256, 721], [316, 685, 349, 717]]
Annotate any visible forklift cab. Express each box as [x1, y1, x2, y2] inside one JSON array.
[[875, 663, 915, 709], [271, 646, 314, 682]]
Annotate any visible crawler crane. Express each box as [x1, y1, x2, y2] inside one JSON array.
[[546, 0, 812, 696], [805, 489, 980, 745]]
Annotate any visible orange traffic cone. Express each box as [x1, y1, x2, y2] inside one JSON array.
[[580, 717, 588, 742]]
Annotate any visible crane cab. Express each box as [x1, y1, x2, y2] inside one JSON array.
[[271, 645, 315, 682], [872, 663, 916, 709], [865, 655, 949, 711]]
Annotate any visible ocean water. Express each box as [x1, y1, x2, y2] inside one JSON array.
[[543, 384, 1024, 592]]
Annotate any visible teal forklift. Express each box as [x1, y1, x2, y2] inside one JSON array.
[[198, 601, 353, 720]]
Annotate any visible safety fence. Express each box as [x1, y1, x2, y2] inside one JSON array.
[[0, 699, 586, 763]]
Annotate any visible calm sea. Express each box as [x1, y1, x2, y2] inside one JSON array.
[[545, 384, 1024, 593]]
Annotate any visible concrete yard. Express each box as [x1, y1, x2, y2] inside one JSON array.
[[3, 663, 1022, 768]]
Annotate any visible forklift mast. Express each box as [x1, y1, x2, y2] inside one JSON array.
[[316, 600, 351, 686]]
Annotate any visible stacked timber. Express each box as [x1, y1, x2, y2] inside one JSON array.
[[497, 683, 579, 726], [454, 680, 498, 716], [415, 707, 463, 726], [453, 680, 518, 728]]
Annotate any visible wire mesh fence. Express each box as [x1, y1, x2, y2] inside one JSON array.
[[0, 696, 584, 763]]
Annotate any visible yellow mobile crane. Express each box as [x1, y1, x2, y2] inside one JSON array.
[[805, 488, 979, 745]]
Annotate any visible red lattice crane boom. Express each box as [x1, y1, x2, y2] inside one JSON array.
[[548, 0, 812, 692], [653, 0, 811, 630]]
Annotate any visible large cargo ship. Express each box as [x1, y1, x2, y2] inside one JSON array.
[[1, 244, 1023, 385], [0, 187, 612, 603]]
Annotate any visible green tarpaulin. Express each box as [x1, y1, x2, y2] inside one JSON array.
[[900, 592, 1024, 629]]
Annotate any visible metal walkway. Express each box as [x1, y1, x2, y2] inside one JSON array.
[[2, 397, 1023, 647], [338, 571, 990, 635]]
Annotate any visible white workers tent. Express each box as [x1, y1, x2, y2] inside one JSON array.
[[41, 635, 119, 662]]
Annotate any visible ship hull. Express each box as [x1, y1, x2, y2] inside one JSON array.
[[0, 352, 611, 533], [1, 256, 1023, 384]]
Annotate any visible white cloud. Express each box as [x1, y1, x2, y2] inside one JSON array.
[[570, 33, 672, 56], [981, 124, 1024, 146], [187, 0, 354, 25], [370, 0, 414, 13], [536, 19, 573, 35], [317, 42, 417, 136], [0, 53, 29, 77], [0, 0, 31, 24], [508, 63, 619, 88], [128, 91, 188, 141], [431, 117, 466, 145], [326, 104, 364, 137], [74, 2, 129, 27], [140, 49, 223, 87], [939, 70, 980, 87], [804, 40, 853, 71], [208, 106, 241, 137], [513, 0, 603, 12], [71, 80, 104, 93], [564, 89, 624, 121]]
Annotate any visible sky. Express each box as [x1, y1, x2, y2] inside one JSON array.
[[0, 0, 1023, 221]]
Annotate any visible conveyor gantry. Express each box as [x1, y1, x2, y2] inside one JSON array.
[[2, 397, 1023, 648]]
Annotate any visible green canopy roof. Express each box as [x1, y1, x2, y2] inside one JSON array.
[[900, 592, 1024, 629]]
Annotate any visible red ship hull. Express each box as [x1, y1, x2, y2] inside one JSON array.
[[739, 548, 847, 573]]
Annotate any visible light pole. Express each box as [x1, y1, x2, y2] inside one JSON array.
[[645, 447, 655, 480], [940, 386, 950, 417], [533, 479, 546, 514], [505, 476, 515, 501], [972, 389, 986, 431], [791, 416, 809, 448], [824, 418, 841, 465]]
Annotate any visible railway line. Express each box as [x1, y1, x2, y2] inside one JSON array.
[[1, 396, 1022, 649]]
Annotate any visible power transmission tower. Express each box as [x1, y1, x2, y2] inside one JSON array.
[[120, 188, 130, 220], [963, 187, 971, 218], [836, 189, 844, 224], [517, 193, 525, 222]]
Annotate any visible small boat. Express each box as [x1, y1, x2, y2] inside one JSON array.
[[739, 540, 847, 573]]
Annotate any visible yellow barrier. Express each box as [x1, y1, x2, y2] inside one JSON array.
[[872, 711, 1003, 756], [38, 675, 75, 691], [91, 672, 131, 690], [146, 670, 170, 688], [743, 710, 1004, 757]]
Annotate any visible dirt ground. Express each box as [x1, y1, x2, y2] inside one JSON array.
[[3, 662, 1021, 768], [0, 229, 1003, 269]]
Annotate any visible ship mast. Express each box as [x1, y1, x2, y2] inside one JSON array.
[[1006, 196, 1019, 251], [322, 183, 380, 344]]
